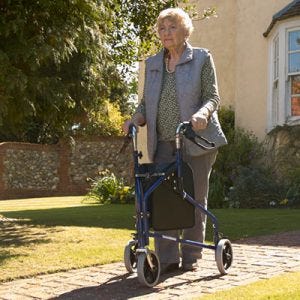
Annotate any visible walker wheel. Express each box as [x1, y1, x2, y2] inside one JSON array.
[[215, 238, 233, 274], [124, 240, 138, 273], [137, 250, 160, 287]]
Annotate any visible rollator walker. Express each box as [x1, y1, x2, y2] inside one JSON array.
[[122, 122, 233, 287]]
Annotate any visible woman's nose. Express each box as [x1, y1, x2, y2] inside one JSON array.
[[162, 28, 173, 37]]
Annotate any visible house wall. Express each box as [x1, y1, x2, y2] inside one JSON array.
[[188, 0, 237, 109]]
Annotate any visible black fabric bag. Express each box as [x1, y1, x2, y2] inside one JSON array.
[[140, 162, 195, 231]]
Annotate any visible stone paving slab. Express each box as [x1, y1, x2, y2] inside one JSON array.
[[0, 231, 300, 300]]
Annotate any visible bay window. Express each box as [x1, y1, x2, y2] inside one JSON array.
[[268, 20, 300, 131]]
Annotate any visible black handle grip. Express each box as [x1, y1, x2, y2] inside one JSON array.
[[182, 122, 215, 150]]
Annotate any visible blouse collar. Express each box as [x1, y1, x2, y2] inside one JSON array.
[[149, 42, 193, 71]]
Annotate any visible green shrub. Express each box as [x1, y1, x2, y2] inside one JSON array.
[[227, 166, 284, 208], [208, 171, 226, 208], [209, 106, 265, 208], [85, 170, 134, 204], [279, 167, 300, 208], [217, 105, 235, 138], [265, 125, 300, 208], [227, 166, 300, 209]]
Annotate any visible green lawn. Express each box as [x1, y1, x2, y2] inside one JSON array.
[[0, 196, 135, 282], [198, 271, 300, 300], [0, 196, 300, 283]]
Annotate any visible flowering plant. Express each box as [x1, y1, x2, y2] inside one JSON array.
[[86, 169, 134, 204]]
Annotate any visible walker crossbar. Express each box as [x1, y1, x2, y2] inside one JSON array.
[[148, 232, 216, 251]]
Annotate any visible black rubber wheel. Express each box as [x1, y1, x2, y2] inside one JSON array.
[[137, 250, 160, 287], [124, 240, 138, 273], [215, 239, 233, 274]]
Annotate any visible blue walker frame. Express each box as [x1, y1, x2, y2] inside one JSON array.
[[124, 122, 233, 287]]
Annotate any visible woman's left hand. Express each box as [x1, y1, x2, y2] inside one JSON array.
[[190, 112, 208, 130]]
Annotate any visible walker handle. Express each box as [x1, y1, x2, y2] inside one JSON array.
[[119, 123, 137, 154], [181, 122, 216, 150]]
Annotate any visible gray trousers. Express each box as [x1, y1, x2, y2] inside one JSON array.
[[154, 141, 217, 264]]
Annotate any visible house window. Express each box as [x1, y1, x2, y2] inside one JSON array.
[[268, 21, 300, 130], [288, 30, 300, 117]]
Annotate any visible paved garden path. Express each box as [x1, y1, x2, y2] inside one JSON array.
[[0, 231, 300, 300]]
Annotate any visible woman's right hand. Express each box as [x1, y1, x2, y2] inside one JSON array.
[[122, 113, 146, 134], [122, 119, 133, 135]]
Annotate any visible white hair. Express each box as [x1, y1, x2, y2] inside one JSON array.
[[156, 8, 194, 38]]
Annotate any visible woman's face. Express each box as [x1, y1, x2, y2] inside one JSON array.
[[158, 18, 187, 51]]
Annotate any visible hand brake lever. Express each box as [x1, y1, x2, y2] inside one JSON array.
[[183, 123, 215, 150]]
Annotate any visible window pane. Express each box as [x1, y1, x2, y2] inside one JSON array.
[[289, 52, 300, 73], [291, 75, 300, 94], [289, 30, 300, 51], [291, 96, 300, 116], [273, 37, 279, 80]]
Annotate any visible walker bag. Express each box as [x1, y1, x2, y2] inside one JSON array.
[[141, 162, 195, 231]]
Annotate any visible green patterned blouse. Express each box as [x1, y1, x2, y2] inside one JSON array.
[[156, 67, 180, 141]]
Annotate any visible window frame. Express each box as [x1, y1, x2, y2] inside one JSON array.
[[267, 19, 300, 132]]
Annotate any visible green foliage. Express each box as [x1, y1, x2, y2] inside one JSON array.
[[227, 166, 284, 208], [209, 107, 265, 208], [0, 0, 217, 143], [0, 0, 132, 143], [85, 170, 134, 204], [265, 125, 300, 208], [72, 101, 129, 136], [274, 160, 300, 208], [286, 167, 300, 204]]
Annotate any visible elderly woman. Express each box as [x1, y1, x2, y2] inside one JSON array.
[[123, 7, 227, 274]]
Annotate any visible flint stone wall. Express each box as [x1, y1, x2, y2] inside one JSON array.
[[0, 136, 132, 200]]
